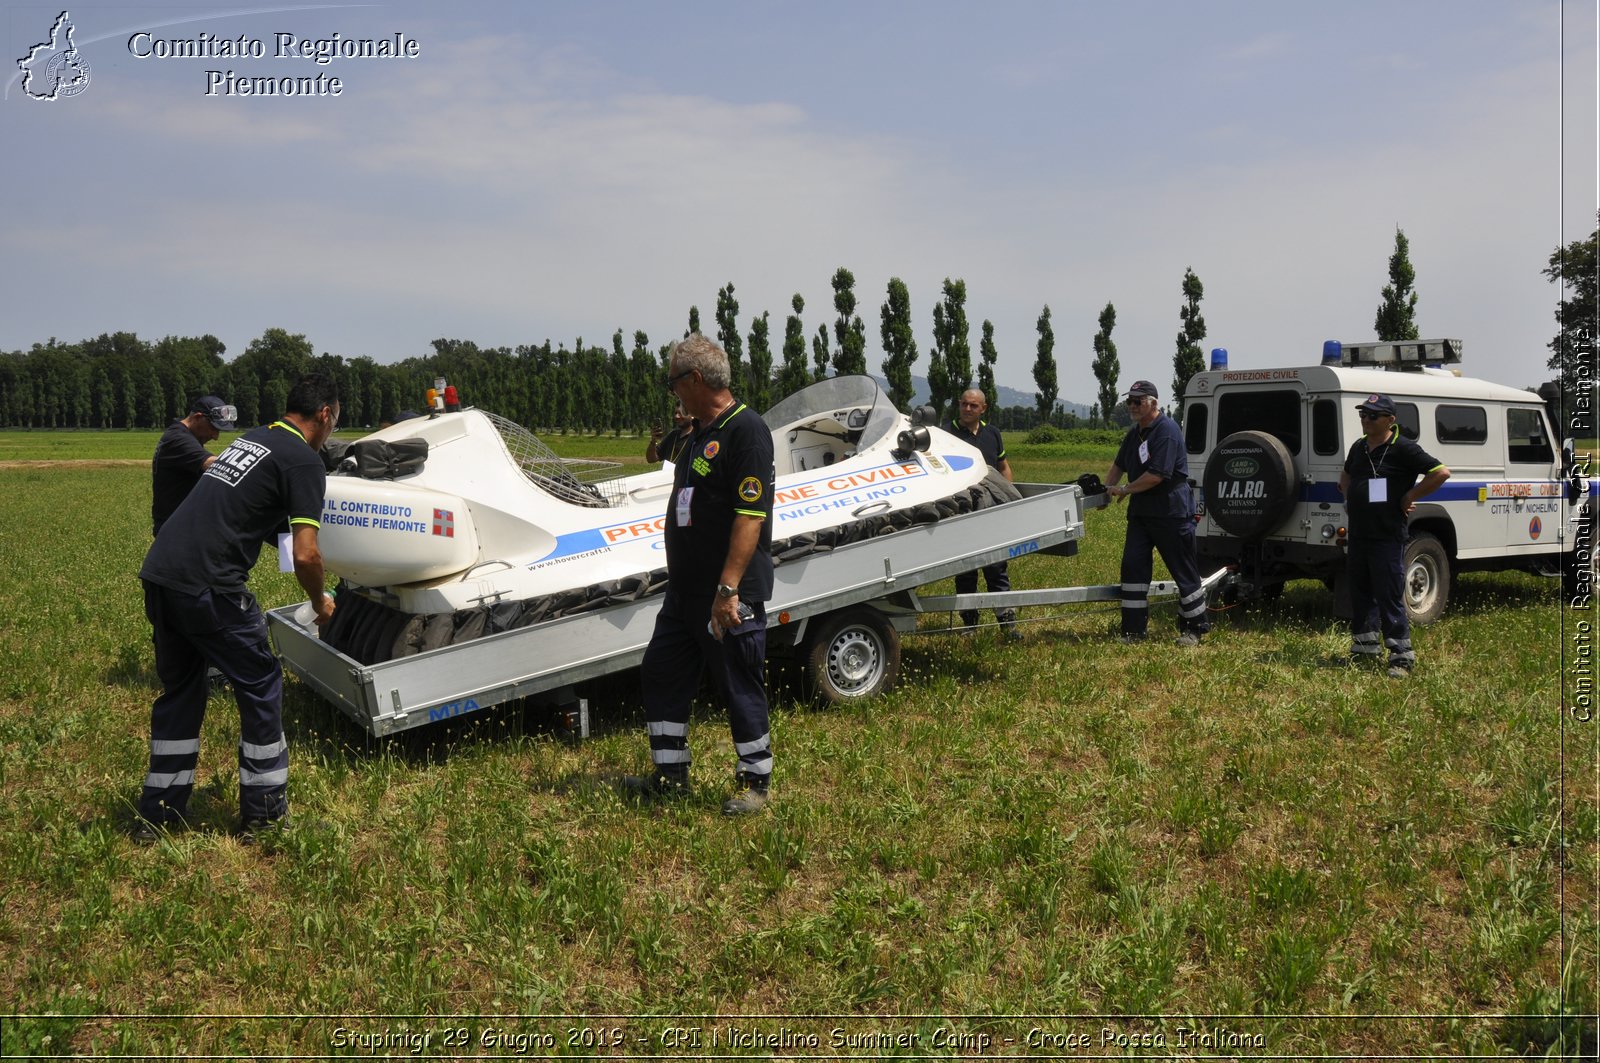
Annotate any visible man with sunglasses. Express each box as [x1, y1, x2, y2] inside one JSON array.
[[151, 394, 236, 536], [627, 334, 776, 816], [1104, 380, 1209, 645], [134, 373, 341, 843], [1338, 393, 1451, 677]]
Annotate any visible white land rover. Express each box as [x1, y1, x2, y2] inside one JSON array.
[[1184, 339, 1596, 622]]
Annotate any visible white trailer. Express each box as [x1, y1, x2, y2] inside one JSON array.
[[268, 479, 1103, 737]]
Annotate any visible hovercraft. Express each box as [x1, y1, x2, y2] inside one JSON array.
[[316, 375, 1020, 664]]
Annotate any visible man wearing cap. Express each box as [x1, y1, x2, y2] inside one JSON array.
[[943, 387, 1020, 639], [1104, 380, 1209, 645], [1338, 394, 1450, 677], [151, 395, 236, 536]]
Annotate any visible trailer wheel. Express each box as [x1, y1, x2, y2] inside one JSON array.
[[804, 608, 900, 703], [1403, 532, 1450, 625]]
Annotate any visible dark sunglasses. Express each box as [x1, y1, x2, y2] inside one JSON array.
[[1357, 411, 1389, 420], [665, 368, 696, 390]]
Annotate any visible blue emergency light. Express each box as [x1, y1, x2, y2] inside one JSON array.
[[1321, 340, 1343, 365], [1210, 347, 1228, 370]]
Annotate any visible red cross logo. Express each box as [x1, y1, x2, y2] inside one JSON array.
[[432, 508, 455, 537]]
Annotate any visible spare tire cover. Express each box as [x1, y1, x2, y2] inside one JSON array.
[[1202, 430, 1297, 539]]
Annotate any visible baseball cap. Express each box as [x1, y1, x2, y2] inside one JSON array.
[[1124, 380, 1158, 401], [1354, 393, 1397, 417], [193, 395, 237, 430]]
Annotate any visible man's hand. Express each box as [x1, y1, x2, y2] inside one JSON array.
[[311, 594, 336, 628]]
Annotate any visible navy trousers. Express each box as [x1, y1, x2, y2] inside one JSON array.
[[1346, 537, 1414, 667], [140, 581, 289, 825], [1119, 515, 1209, 637], [640, 591, 772, 786], [956, 560, 1011, 626]]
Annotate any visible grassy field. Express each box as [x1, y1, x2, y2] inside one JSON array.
[[0, 430, 1595, 1058]]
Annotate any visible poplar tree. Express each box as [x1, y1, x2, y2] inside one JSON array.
[[811, 326, 831, 383], [746, 311, 772, 412], [978, 320, 998, 411], [1172, 268, 1206, 417], [777, 294, 811, 399], [830, 267, 868, 376], [879, 278, 918, 409], [715, 282, 744, 388], [1091, 302, 1119, 427], [930, 278, 971, 421], [686, 306, 700, 337], [1033, 305, 1057, 426], [1373, 227, 1420, 341]]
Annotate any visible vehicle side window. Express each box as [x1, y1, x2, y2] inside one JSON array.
[[1436, 404, 1487, 444], [1507, 407, 1554, 464], [1218, 390, 1300, 454], [1184, 403, 1208, 454], [1395, 403, 1420, 441], [1312, 399, 1339, 455]]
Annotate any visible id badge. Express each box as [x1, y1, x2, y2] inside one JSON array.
[[277, 531, 294, 573], [1368, 479, 1388, 504], [676, 486, 694, 527], [1138, 441, 1149, 464]]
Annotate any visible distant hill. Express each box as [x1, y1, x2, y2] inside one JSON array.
[[870, 374, 1095, 419]]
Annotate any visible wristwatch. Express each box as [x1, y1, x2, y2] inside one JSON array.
[[716, 583, 738, 599]]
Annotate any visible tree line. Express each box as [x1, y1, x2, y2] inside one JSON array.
[[4, 223, 1588, 433]]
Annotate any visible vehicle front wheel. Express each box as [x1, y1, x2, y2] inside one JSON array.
[[1403, 532, 1450, 625]]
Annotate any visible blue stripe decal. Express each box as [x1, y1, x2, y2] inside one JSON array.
[[535, 528, 610, 562], [1298, 480, 1590, 504]]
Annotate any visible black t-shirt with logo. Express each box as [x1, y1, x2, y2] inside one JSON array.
[[663, 402, 775, 601], [1342, 427, 1442, 541], [1114, 413, 1193, 519], [151, 420, 213, 535], [141, 421, 326, 596]]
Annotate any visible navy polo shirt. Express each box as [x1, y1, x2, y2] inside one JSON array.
[[1115, 413, 1192, 518], [1343, 426, 1442, 541], [663, 402, 775, 601], [151, 421, 213, 535], [943, 419, 1007, 473]]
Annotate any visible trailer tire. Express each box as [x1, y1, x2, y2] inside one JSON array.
[[804, 607, 900, 703], [1202, 431, 1298, 540], [1403, 532, 1450, 625]]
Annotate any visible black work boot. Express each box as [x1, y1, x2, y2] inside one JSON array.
[[620, 767, 690, 802], [721, 772, 771, 816]]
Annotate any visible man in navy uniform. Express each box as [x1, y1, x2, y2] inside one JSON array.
[[134, 374, 340, 842], [1104, 380, 1209, 645], [151, 395, 235, 536], [626, 334, 776, 815], [943, 387, 1019, 639], [1338, 393, 1450, 677]]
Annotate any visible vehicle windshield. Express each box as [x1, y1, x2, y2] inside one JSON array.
[[762, 375, 899, 453]]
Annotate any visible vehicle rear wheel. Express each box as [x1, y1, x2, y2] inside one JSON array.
[[1403, 532, 1450, 625], [804, 607, 900, 703]]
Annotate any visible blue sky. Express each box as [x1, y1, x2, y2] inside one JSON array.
[[3, 1, 1594, 405]]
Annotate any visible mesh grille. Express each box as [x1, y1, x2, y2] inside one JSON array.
[[482, 410, 625, 508]]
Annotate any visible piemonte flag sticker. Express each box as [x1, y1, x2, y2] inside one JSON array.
[[432, 508, 455, 537]]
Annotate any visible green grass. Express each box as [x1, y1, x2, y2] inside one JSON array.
[[0, 434, 1595, 1057]]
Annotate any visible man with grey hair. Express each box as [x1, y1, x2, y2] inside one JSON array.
[[626, 333, 777, 815]]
